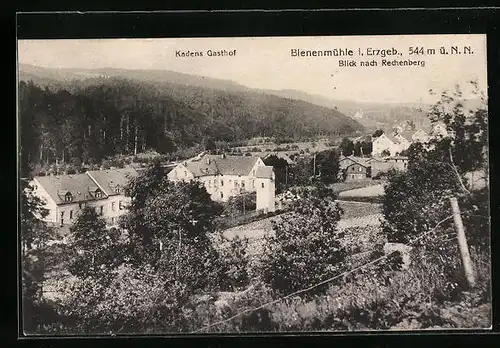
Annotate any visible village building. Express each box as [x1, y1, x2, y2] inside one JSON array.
[[370, 156, 409, 177], [28, 168, 138, 227], [167, 153, 276, 213], [372, 133, 406, 157], [372, 121, 456, 157], [339, 156, 370, 181], [412, 129, 431, 143], [86, 168, 138, 226]]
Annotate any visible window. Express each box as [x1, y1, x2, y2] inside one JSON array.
[[261, 182, 265, 188], [234, 180, 238, 187], [220, 179, 224, 186], [184, 171, 187, 177], [111, 217, 115, 225], [252, 180, 255, 188], [70, 210, 73, 219], [61, 211, 65, 218], [119, 201, 123, 210], [112, 201, 116, 211], [99, 206, 103, 215], [95, 191, 102, 198], [79, 203, 82, 209], [220, 192, 224, 199], [115, 187, 121, 194], [241, 181, 245, 188], [65, 193, 73, 202]]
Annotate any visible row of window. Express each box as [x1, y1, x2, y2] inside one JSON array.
[[63, 189, 109, 202], [207, 178, 262, 189], [60, 200, 126, 226]]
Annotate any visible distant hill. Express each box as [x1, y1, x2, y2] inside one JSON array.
[[261, 88, 485, 134], [19, 63, 251, 92], [18, 64, 364, 175]]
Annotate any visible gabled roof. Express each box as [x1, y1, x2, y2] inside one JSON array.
[[34, 173, 104, 205], [255, 166, 274, 179], [345, 161, 369, 169], [397, 131, 414, 142], [86, 168, 139, 196], [184, 154, 261, 177], [374, 133, 399, 145], [366, 156, 386, 163], [340, 156, 371, 168]]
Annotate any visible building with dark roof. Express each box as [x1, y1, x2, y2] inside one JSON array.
[[167, 153, 276, 212], [30, 167, 138, 227]]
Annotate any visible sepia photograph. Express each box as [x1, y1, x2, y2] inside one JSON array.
[[17, 34, 491, 334]]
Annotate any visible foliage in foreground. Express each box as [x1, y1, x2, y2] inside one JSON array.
[[258, 185, 346, 295]]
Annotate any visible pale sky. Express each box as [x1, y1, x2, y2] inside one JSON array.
[[17, 34, 487, 104]]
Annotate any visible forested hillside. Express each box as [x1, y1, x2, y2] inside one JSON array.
[[19, 76, 363, 176]]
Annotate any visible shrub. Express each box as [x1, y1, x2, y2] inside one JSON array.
[[214, 234, 252, 291], [258, 185, 346, 296]]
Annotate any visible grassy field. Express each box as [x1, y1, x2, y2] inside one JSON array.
[[338, 184, 385, 198], [330, 179, 384, 194]]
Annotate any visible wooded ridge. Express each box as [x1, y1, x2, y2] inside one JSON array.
[[19, 65, 363, 176]]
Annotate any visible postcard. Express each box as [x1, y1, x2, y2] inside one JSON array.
[[18, 34, 490, 335]]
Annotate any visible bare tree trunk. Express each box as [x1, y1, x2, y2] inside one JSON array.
[[103, 115, 107, 142], [449, 196, 476, 288], [126, 115, 130, 152], [134, 125, 138, 156]]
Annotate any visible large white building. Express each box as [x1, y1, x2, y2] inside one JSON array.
[[167, 153, 276, 213], [28, 168, 138, 227]]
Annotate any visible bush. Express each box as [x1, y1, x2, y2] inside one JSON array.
[[214, 235, 252, 291], [258, 185, 346, 295]]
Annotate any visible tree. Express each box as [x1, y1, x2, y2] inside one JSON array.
[[120, 162, 165, 262], [263, 155, 289, 193], [361, 141, 373, 156], [20, 179, 59, 334], [122, 164, 227, 293], [289, 155, 313, 186], [20, 180, 52, 253], [67, 206, 124, 280], [315, 149, 341, 185], [353, 142, 362, 157], [259, 185, 346, 295], [339, 138, 354, 156], [382, 82, 489, 249], [372, 129, 384, 138]]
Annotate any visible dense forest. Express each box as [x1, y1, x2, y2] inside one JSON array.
[[19, 76, 363, 177]]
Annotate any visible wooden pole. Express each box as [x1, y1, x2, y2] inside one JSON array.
[[449, 196, 476, 288]]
